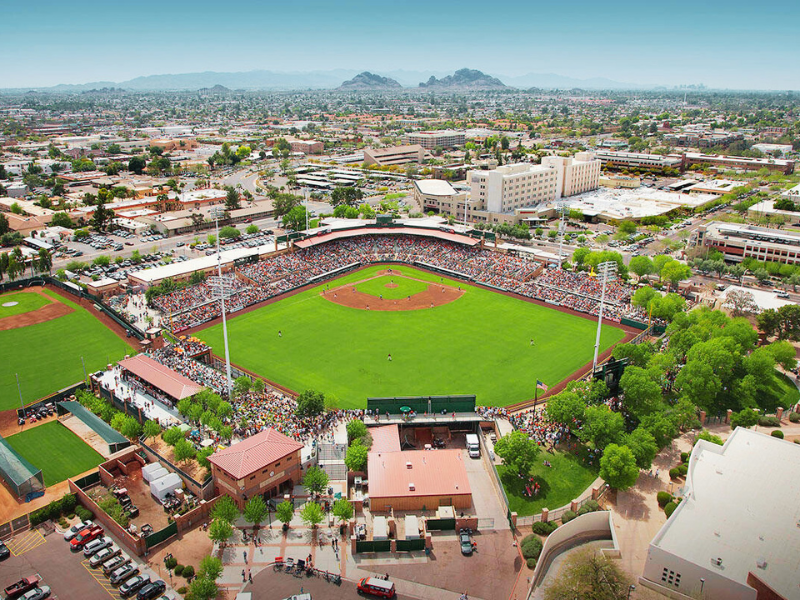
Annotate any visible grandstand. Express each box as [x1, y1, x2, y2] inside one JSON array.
[[0, 436, 44, 499]]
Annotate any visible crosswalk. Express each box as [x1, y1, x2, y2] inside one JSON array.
[[5, 530, 46, 556], [81, 559, 122, 599]]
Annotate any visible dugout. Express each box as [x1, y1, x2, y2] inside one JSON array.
[[57, 401, 131, 454], [0, 436, 44, 499], [367, 395, 476, 415]]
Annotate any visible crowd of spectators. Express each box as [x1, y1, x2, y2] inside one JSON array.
[[146, 234, 642, 329], [509, 406, 574, 450]]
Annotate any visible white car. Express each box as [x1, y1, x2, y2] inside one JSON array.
[[83, 536, 112, 557], [63, 520, 93, 541]]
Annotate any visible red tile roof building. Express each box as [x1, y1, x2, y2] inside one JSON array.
[[208, 428, 303, 508]]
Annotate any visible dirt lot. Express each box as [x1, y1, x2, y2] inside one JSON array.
[[89, 469, 171, 532], [382, 530, 522, 600]]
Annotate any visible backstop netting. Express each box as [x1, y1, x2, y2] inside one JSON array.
[[0, 436, 44, 498]]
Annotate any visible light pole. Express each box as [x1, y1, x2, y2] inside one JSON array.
[[592, 260, 618, 372], [700, 578, 705, 596], [627, 584, 636, 599], [208, 209, 234, 398]]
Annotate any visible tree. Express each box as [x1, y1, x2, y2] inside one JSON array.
[[128, 155, 147, 175], [661, 260, 691, 288], [639, 412, 678, 448], [345, 441, 368, 472], [730, 408, 759, 430], [120, 416, 142, 440], [246, 224, 259, 234], [296, 389, 325, 417], [252, 378, 265, 394], [275, 500, 294, 527], [619, 367, 662, 418], [346, 419, 368, 443], [303, 466, 329, 496], [233, 376, 251, 397], [0, 214, 8, 236], [766, 340, 797, 371], [198, 555, 223, 582], [197, 446, 214, 469], [612, 342, 654, 368], [174, 438, 196, 464], [282, 204, 308, 231], [300, 501, 324, 528], [219, 225, 239, 239], [578, 406, 624, 450], [622, 427, 658, 470], [330, 186, 364, 207], [271, 192, 300, 217], [224, 186, 241, 210], [543, 546, 633, 600], [545, 391, 586, 428], [617, 220, 637, 235], [572, 247, 590, 266], [628, 255, 654, 279], [162, 426, 184, 446], [724, 289, 758, 317], [599, 444, 639, 490], [91, 203, 113, 231], [211, 495, 240, 523], [208, 519, 233, 546], [51, 212, 75, 229], [332, 498, 354, 524], [243, 496, 268, 530], [631, 286, 658, 310], [493, 430, 540, 477]]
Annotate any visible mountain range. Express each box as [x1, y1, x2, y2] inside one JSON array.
[[3, 68, 650, 93], [337, 72, 402, 90]]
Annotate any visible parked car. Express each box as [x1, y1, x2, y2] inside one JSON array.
[[89, 545, 120, 567], [69, 525, 104, 551], [102, 553, 130, 575], [357, 577, 396, 598], [83, 536, 112, 557], [119, 574, 151, 598], [19, 587, 50, 600], [4, 577, 40, 598], [63, 520, 93, 541], [136, 580, 167, 600], [459, 528, 474, 556], [110, 563, 140, 585], [0, 540, 10, 560]]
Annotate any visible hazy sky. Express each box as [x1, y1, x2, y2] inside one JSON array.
[[3, 0, 799, 89]]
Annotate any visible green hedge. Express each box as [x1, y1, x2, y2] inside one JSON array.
[[174, 565, 184, 576], [680, 452, 689, 463], [758, 416, 781, 427], [526, 558, 537, 569], [561, 510, 577, 525], [657, 492, 673, 508], [669, 467, 681, 479], [532, 521, 558, 536], [771, 430, 784, 439], [30, 493, 79, 526], [521, 535, 543, 560], [577, 500, 600, 516], [664, 502, 678, 518], [75, 506, 93, 521], [789, 412, 800, 423]]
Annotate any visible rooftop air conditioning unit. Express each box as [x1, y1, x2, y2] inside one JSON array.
[[406, 462, 412, 469], [408, 483, 415, 491]]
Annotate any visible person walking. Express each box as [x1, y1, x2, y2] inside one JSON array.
[[278, 330, 282, 338], [388, 353, 392, 361]]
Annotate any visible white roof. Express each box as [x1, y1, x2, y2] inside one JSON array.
[[414, 179, 459, 196], [651, 428, 800, 599], [373, 516, 388, 540], [130, 245, 281, 284], [404, 515, 420, 539]]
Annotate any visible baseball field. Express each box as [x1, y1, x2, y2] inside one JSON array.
[[197, 265, 627, 408], [0, 288, 133, 410]]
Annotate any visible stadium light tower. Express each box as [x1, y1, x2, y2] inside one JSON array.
[[207, 208, 234, 397], [556, 202, 568, 269], [592, 260, 618, 372]]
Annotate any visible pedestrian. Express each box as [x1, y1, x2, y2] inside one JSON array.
[[278, 330, 282, 338], [388, 353, 392, 361], [241, 569, 246, 582], [248, 572, 252, 584], [244, 550, 248, 563], [530, 338, 535, 346]]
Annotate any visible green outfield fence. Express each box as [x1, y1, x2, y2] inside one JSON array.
[[367, 395, 476, 415]]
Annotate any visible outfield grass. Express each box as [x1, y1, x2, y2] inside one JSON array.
[[5, 421, 104, 486], [0, 290, 133, 409], [0, 292, 51, 318], [497, 450, 599, 517], [356, 275, 429, 299], [197, 265, 626, 408]]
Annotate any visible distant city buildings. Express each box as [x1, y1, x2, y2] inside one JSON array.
[[363, 145, 426, 166], [402, 130, 465, 150], [698, 221, 800, 264]]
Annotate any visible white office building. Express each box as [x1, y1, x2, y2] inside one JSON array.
[[641, 428, 800, 600], [541, 152, 602, 198]]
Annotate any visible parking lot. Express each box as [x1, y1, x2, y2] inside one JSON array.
[[247, 569, 418, 600], [0, 525, 172, 600]]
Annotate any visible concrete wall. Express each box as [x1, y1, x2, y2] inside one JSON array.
[[530, 511, 619, 594]]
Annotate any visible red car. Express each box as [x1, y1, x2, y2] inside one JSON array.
[[69, 525, 104, 551]]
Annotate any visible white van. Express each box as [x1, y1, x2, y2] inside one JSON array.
[[466, 434, 480, 459]]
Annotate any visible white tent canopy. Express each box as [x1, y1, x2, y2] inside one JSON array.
[[373, 516, 388, 541], [150, 472, 182, 502], [404, 515, 420, 540], [143, 466, 169, 483]]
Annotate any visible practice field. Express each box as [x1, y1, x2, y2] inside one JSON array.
[[0, 292, 50, 318], [197, 266, 627, 408], [0, 289, 133, 410], [5, 421, 104, 486]]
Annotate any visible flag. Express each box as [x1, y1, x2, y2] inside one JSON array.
[[536, 380, 548, 392]]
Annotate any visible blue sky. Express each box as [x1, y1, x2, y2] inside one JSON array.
[[2, 0, 799, 89]]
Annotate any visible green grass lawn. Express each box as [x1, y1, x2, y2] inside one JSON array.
[[197, 265, 626, 408], [0, 292, 51, 318], [0, 290, 133, 409], [764, 371, 799, 410], [5, 421, 104, 486], [355, 274, 429, 300], [497, 450, 599, 517]]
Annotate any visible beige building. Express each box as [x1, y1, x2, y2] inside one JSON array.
[[402, 130, 465, 150], [468, 163, 559, 215], [541, 152, 602, 197], [412, 179, 466, 217], [363, 145, 425, 167]]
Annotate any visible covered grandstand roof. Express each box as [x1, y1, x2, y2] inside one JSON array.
[[118, 355, 204, 401], [294, 227, 479, 249]]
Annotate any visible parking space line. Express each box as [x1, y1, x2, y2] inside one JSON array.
[[6, 530, 46, 556], [81, 559, 122, 599]]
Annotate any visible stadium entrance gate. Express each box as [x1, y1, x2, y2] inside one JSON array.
[[317, 443, 347, 481]]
